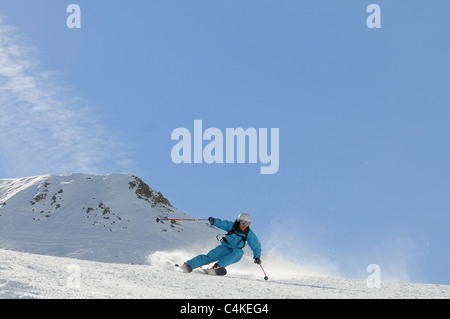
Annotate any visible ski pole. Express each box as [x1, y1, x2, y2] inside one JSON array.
[[156, 218, 209, 223], [259, 264, 269, 281]]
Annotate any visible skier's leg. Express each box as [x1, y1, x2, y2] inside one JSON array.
[[186, 245, 231, 269], [186, 254, 213, 269], [216, 248, 244, 268]]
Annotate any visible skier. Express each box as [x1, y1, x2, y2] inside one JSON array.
[[179, 213, 262, 274]]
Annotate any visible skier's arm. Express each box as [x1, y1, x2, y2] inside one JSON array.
[[247, 230, 262, 260], [208, 218, 234, 232]]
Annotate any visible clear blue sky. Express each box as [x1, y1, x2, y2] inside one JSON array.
[[0, 1, 449, 285]]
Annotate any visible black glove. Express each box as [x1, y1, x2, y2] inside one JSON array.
[[208, 217, 215, 225], [254, 258, 261, 265]]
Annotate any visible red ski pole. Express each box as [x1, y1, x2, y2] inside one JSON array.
[[156, 218, 208, 223]]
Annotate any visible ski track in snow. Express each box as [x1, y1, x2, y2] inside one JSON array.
[[1, 249, 449, 299]]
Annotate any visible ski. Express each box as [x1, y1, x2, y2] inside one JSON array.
[[200, 267, 227, 276], [175, 263, 227, 276], [174, 263, 192, 273]]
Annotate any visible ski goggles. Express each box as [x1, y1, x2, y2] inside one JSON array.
[[239, 220, 250, 226]]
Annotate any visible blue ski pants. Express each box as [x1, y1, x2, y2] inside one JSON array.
[[187, 245, 244, 269]]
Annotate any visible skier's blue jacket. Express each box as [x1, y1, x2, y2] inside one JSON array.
[[212, 218, 262, 260]]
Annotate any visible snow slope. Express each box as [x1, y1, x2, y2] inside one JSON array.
[[1, 248, 449, 299], [1, 173, 449, 299]]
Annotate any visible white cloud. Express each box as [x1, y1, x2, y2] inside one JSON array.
[[0, 18, 134, 178]]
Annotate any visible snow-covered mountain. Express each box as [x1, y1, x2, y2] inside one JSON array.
[[0, 173, 220, 264], [1, 173, 449, 299]]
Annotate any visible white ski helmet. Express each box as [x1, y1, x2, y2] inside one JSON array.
[[237, 213, 251, 226]]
